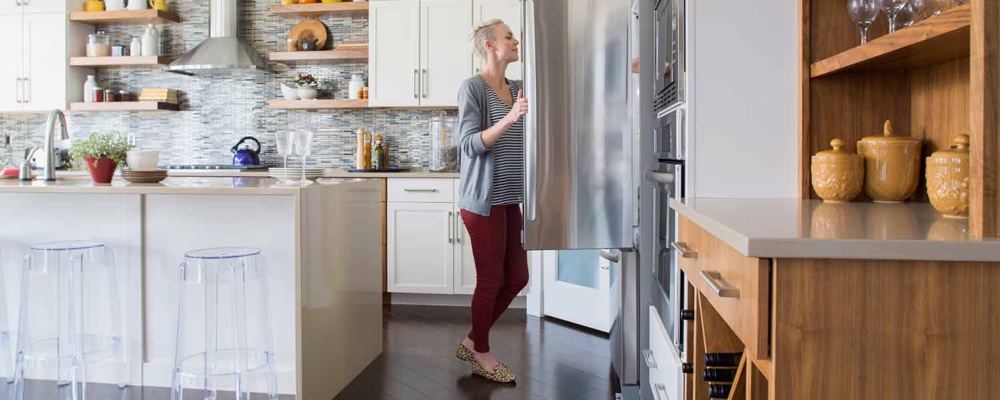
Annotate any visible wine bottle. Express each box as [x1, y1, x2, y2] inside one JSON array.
[[703, 367, 737, 383], [708, 383, 731, 399], [705, 352, 742, 367]]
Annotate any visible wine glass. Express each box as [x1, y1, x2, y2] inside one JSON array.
[[848, 0, 880, 44], [909, 0, 940, 18], [879, 0, 910, 33], [895, 3, 920, 29], [274, 131, 292, 184], [293, 131, 314, 186], [953, 0, 967, 5]]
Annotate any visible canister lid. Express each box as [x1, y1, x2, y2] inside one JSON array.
[[859, 120, 921, 144]]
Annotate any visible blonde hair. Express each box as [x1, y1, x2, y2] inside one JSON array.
[[472, 19, 505, 59]]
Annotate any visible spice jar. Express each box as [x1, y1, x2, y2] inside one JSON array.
[[811, 138, 864, 202], [93, 87, 105, 102], [87, 31, 111, 57], [857, 120, 922, 202], [103, 89, 115, 102], [926, 134, 970, 218]]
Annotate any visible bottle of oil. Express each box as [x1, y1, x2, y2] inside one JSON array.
[[372, 135, 385, 170]]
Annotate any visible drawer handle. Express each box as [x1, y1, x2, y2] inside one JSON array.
[[403, 188, 438, 193], [653, 384, 669, 400], [642, 348, 657, 369], [670, 242, 697, 259], [699, 270, 740, 298]]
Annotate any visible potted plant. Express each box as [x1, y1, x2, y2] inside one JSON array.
[[69, 132, 133, 184], [293, 73, 319, 100]]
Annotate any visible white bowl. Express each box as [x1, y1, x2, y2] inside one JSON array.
[[280, 84, 299, 100], [127, 149, 160, 171], [296, 86, 318, 100]]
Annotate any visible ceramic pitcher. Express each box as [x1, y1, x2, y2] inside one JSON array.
[[105, 0, 125, 10], [127, 0, 147, 11]]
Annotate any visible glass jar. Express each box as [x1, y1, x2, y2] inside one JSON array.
[[87, 31, 111, 57], [428, 113, 458, 172]]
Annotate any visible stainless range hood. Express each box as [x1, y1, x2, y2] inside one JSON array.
[[166, 0, 268, 75]]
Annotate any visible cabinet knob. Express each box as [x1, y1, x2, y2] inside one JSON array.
[[680, 309, 694, 321]]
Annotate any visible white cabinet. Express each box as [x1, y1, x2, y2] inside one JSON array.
[[387, 202, 456, 294], [369, 0, 472, 108], [454, 204, 478, 295], [0, 7, 89, 112], [472, 0, 521, 80]]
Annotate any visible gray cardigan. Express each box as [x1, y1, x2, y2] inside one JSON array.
[[456, 76, 523, 217]]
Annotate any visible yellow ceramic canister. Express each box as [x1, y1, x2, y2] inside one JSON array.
[[84, 0, 105, 11], [811, 138, 864, 202], [926, 134, 970, 218], [857, 120, 922, 203]]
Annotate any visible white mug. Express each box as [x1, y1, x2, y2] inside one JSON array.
[[106, 0, 125, 10], [127, 0, 147, 10]]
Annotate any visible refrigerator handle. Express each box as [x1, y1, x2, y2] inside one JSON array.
[[644, 170, 675, 184], [521, 0, 538, 221]]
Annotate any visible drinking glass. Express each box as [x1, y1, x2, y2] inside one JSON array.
[[848, 0, 880, 44], [879, 0, 910, 33], [275, 132, 292, 184], [895, 3, 920, 29], [293, 131, 314, 186], [953, 0, 967, 5]]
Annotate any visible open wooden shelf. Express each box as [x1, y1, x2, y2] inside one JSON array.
[[269, 99, 369, 110], [269, 46, 369, 64], [69, 9, 180, 25], [70, 56, 174, 68], [269, 2, 369, 18], [69, 101, 179, 112], [810, 4, 971, 78]]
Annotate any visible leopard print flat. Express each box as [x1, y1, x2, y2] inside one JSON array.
[[471, 359, 516, 383], [455, 343, 475, 362]]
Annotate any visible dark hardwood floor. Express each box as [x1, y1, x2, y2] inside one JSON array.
[[333, 304, 617, 400]]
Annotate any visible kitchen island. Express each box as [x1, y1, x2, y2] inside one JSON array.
[[0, 177, 383, 400], [670, 198, 1000, 400]]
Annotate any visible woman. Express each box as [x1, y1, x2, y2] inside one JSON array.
[[454, 19, 529, 384]]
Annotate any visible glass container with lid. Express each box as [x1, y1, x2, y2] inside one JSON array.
[[87, 31, 111, 57], [429, 113, 458, 172]]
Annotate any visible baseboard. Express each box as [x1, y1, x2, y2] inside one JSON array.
[[389, 293, 527, 308]]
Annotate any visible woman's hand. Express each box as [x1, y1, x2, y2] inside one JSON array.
[[503, 90, 528, 125]]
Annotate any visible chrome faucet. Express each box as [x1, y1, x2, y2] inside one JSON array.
[[43, 109, 68, 181]]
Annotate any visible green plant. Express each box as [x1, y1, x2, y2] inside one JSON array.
[[293, 73, 318, 87], [69, 131, 133, 170]]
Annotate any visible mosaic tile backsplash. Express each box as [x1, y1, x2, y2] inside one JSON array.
[[0, 0, 458, 170]]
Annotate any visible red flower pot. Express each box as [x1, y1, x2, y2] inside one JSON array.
[[84, 157, 118, 183]]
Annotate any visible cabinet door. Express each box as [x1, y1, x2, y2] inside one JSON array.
[[472, 0, 522, 80], [23, 12, 66, 111], [21, 0, 67, 14], [454, 206, 477, 295], [0, 1, 22, 15], [387, 202, 455, 294], [0, 13, 23, 111], [420, 0, 472, 107], [369, 1, 420, 107]]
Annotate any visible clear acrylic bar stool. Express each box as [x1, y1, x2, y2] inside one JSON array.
[[0, 248, 13, 383], [172, 248, 278, 400], [15, 241, 125, 400]]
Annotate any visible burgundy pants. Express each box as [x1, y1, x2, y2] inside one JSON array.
[[461, 205, 530, 353]]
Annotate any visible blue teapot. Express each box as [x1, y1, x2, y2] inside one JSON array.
[[231, 136, 262, 166]]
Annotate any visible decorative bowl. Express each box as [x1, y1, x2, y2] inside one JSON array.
[[296, 86, 318, 100], [857, 120, 922, 203], [126, 149, 160, 171]]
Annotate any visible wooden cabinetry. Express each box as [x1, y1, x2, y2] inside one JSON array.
[[369, 0, 472, 108], [800, 2, 999, 238], [0, 5, 89, 112], [677, 214, 1000, 400]]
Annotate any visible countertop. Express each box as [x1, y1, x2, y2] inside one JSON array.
[[670, 198, 1000, 262], [49, 170, 460, 179], [0, 176, 371, 195]]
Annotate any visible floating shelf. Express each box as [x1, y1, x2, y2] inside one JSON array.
[[69, 102, 179, 112], [269, 2, 369, 19], [69, 9, 180, 25], [269, 99, 369, 110], [269, 46, 369, 65], [70, 56, 174, 68], [810, 4, 970, 78]]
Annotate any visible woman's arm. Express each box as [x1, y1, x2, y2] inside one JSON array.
[[458, 81, 489, 157], [480, 90, 528, 148]]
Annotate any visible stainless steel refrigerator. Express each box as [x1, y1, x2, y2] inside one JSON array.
[[519, 0, 646, 397]]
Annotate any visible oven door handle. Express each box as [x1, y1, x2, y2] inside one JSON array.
[[644, 170, 675, 184], [670, 241, 697, 259]]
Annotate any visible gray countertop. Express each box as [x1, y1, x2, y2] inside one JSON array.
[[670, 198, 1000, 262]]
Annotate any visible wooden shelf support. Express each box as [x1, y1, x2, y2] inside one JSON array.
[[69, 9, 180, 25], [69, 102, 179, 112], [269, 2, 369, 19]]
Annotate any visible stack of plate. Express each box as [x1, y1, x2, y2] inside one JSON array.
[[269, 168, 324, 180], [121, 169, 168, 184]]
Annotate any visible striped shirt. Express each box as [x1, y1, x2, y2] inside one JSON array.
[[483, 76, 524, 206]]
